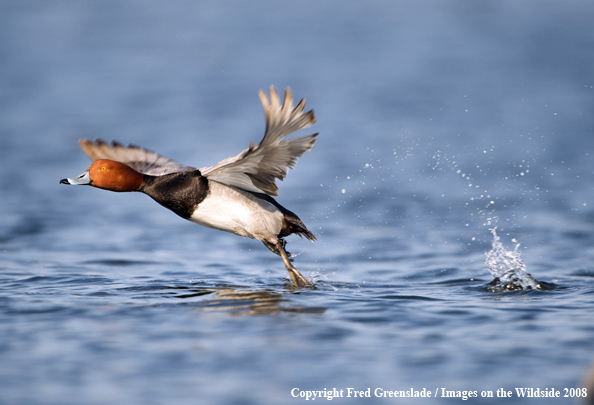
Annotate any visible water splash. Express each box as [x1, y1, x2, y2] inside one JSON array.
[[485, 227, 542, 291]]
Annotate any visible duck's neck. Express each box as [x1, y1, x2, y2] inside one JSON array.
[[140, 170, 210, 219]]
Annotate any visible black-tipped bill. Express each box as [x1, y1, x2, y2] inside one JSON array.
[[60, 170, 92, 185]]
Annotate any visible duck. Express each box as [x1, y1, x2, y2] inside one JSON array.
[[60, 86, 318, 287]]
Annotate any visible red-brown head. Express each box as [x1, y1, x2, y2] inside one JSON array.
[[60, 159, 144, 192]]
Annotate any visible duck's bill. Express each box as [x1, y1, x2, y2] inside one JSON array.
[[60, 170, 91, 185]]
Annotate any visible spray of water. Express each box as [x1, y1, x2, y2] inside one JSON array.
[[485, 227, 543, 291]]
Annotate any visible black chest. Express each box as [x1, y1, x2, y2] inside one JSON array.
[[141, 170, 209, 219]]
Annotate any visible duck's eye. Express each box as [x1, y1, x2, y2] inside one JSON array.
[[101, 166, 107, 171]]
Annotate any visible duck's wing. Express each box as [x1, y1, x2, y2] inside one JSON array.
[[78, 139, 194, 176], [200, 86, 317, 196]]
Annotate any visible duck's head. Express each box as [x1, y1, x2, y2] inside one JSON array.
[[60, 159, 144, 192]]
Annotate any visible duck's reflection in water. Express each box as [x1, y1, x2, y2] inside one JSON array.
[[182, 288, 325, 315]]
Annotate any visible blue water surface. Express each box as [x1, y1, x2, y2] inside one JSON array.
[[1, 1, 594, 404]]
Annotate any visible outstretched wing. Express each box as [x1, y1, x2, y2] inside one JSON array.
[[78, 139, 194, 176], [200, 86, 317, 196]]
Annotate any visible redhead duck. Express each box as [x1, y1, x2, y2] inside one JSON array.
[[60, 86, 318, 287]]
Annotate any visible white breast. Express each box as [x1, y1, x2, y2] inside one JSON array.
[[189, 180, 284, 241]]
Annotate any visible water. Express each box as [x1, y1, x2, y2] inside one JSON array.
[[485, 227, 542, 291], [2, 1, 594, 404]]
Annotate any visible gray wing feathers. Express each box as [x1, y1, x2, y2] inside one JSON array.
[[201, 86, 317, 196], [78, 139, 194, 176]]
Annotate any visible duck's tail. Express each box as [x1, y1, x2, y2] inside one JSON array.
[[280, 215, 316, 242]]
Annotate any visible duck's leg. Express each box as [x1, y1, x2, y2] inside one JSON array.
[[262, 239, 312, 287], [276, 242, 311, 287]]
